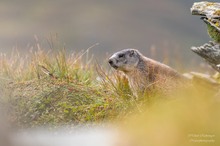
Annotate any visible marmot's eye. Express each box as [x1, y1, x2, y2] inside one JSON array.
[[118, 54, 125, 58]]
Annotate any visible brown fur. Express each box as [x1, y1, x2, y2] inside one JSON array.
[[127, 56, 184, 95]]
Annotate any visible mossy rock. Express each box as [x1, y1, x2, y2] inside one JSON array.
[[191, 1, 220, 42]]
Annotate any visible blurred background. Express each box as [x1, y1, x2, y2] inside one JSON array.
[[0, 0, 219, 70], [1, 1, 220, 145]]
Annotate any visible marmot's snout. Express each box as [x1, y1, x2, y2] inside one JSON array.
[[108, 59, 113, 65], [108, 56, 118, 69]]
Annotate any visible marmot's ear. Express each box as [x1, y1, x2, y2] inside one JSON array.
[[129, 50, 136, 57]]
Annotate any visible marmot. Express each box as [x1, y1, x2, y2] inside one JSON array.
[[108, 49, 185, 95]]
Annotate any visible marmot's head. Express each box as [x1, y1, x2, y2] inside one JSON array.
[[108, 49, 141, 73]]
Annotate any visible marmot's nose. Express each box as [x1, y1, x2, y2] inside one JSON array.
[[108, 59, 113, 65]]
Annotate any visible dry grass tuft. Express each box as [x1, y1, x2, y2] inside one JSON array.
[[0, 42, 139, 128]]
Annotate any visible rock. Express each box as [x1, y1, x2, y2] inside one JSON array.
[[191, 41, 220, 72], [191, 1, 220, 18], [191, 2, 220, 72], [191, 2, 220, 43]]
